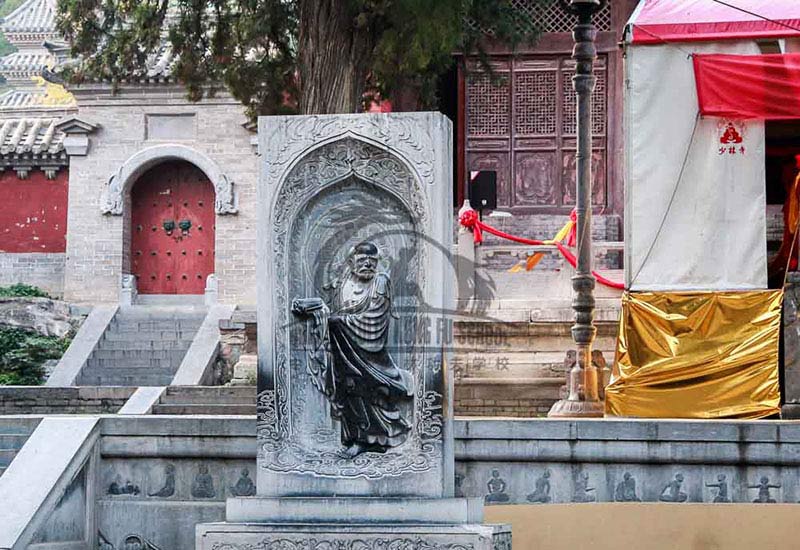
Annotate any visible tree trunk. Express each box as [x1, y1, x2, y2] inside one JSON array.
[[298, 0, 373, 114]]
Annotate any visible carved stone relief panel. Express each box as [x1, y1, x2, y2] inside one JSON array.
[[257, 113, 453, 499]]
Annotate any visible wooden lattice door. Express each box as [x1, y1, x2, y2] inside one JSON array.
[[130, 161, 215, 294], [465, 54, 608, 213]]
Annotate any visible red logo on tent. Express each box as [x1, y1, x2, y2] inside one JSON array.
[[718, 120, 746, 156], [719, 122, 743, 144]]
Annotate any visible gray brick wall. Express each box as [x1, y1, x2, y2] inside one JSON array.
[[0, 253, 65, 297], [0, 386, 134, 414], [64, 88, 258, 305]]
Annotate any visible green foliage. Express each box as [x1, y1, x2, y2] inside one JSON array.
[[0, 284, 50, 298], [56, 0, 547, 117], [0, 329, 70, 385]]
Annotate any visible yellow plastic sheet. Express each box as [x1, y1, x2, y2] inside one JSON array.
[[605, 290, 782, 419]]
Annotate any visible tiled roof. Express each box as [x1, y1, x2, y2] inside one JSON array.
[[0, 0, 57, 35], [0, 118, 64, 156], [146, 42, 176, 79], [0, 51, 51, 79], [0, 89, 40, 109]]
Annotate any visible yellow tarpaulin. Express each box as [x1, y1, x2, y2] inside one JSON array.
[[605, 290, 782, 419]]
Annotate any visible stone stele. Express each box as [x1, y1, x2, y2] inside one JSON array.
[[196, 113, 510, 549]]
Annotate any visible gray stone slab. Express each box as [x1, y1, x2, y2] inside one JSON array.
[[172, 305, 236, 385], [0, 417, 99, 549], [47, 304, 118, 387], [256, 113, 454, 498], [117, 387, 166, 415], [197, 522, 509, 550], [225, 497, 484, 524]]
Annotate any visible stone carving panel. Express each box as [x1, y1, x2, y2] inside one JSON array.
[[210, 538, 475, 550], [257, 118, 451, 498]]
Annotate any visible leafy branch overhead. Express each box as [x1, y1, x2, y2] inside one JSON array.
[[56, 0, 547, 116]]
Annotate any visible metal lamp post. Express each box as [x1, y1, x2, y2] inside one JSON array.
[[548, 0, 606, 418]]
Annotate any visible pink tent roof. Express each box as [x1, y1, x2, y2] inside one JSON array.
[[628, 0, 800, 44]]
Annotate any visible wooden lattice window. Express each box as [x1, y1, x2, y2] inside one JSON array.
[[466, 0, 612, 35], [514, 71, 557, 135], [561, 65, 607, 135], [466, 73, 510, 136]]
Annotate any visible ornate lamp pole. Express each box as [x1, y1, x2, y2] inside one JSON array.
[[548, 0, 606, 418]]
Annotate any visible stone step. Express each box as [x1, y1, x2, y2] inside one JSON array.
[[0, 434, 29, 449], [454, 377, 565, 417], [80, 366, 176, 377], [162, 386, 256, 404], [90, 349, 188, 361], [97, 339, 193, 351], [102, 330, 197, 342], [76, 373, 175, 386], [151, 403, 256, 415], [452, 350, 616, 380], [110, 321, 203, 332], [85, 358, 179, 369], [132, 295, 206, 307], [454, 320, 619, 338], [452, 334, 618, 353], [0, 449, 18, 467], [0, 418, 38, 436], [117, 303, 207, 315]]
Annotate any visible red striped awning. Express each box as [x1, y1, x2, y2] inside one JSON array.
[[629, 0, 800, 45]]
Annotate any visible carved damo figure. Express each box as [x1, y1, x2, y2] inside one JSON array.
[[292, 241, 414, 458]]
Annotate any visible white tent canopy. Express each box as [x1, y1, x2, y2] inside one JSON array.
[[624, 40, 766, 291]]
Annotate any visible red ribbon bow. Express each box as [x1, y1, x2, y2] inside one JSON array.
[[459, 209, 483, 244]]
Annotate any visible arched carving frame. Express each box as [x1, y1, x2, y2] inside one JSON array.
[[259, 136, 442, 480], [100, 144, 237, 215]]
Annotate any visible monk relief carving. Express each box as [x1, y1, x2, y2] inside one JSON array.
[[292, 241, 414, 458]]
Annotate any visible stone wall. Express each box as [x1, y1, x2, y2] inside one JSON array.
[[64, 86, 258, 305], [0, 253, 65, 297], [9, 416, 800, 550], [0, 387, 134, 414], [455, 419, 800, 505]]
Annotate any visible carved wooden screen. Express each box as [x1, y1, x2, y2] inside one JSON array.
[[466, 55, 608, 212]]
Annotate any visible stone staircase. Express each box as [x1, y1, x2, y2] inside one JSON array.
[[75, 306, 206, 386], [0, 418, 38, 478], [151, 386, 256, 415], [453, 212, 624, 417]]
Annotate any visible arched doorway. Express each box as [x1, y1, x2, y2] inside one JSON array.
[[130, 160, 215, 294]]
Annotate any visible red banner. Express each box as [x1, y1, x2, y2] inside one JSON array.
[[694, 53, 800, 120]]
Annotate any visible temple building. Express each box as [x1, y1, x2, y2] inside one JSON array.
[[0, 0, 637, 414]]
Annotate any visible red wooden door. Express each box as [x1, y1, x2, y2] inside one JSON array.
[[130, 161, 215, 294]]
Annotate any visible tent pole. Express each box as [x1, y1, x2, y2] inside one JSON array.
[[549, 0, 606, 418]]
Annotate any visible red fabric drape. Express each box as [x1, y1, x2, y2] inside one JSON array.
[[694, 53, 800, 120]]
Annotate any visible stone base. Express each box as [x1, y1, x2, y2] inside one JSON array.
[[196, 522, 511, 550], [547, 397, 604, 418], [782, 403, 800, 419], [226, 497, 485, 524]]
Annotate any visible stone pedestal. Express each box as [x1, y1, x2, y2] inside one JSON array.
[[197, 497, 508, 549]]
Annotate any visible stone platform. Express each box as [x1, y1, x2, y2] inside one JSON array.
[[198, 495, 508, 549]]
